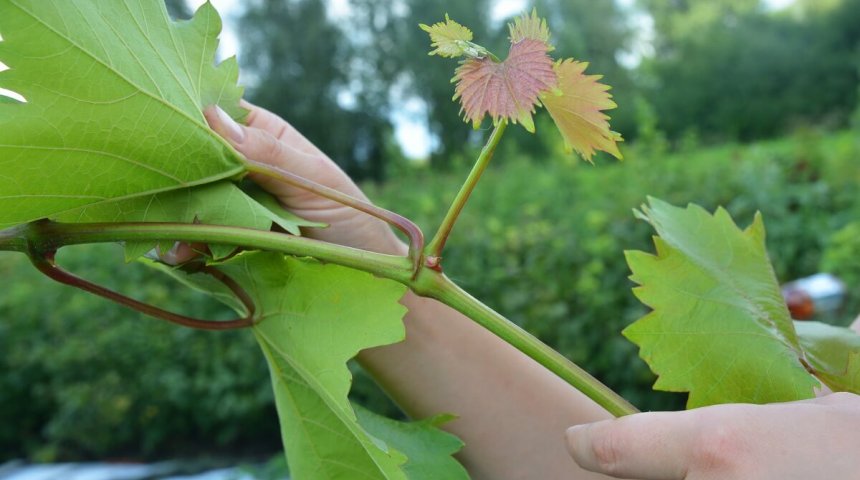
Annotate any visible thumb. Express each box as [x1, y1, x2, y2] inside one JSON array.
[[566, 411, 698, 479]]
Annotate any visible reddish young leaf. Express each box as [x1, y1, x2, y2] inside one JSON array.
[[453, 38, 556, 132], [542, 59, 623, 162]]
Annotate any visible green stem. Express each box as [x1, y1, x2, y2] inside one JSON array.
[[0, 220, 636, 416], [426, 121, 508, 261], [413, 268, 639, 417], [0, 221, 413, 284]]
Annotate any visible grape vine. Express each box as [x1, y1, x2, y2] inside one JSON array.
[[2, 2, 859, 479]]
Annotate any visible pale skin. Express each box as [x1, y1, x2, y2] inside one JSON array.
[[195, 102, 860, 480]]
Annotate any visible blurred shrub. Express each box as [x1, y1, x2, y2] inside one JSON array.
[[821, 221, 860, 319], [1, 129, 857, 460], [0, 245, 280, 461]]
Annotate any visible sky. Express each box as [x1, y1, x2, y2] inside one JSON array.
[[0, 0, 798, 157]]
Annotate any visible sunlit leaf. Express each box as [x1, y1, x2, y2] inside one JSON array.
[[453, 39, 556, 132], [0, 0, 245, 229], [419, 14, 484, 59], [541, 59, 622, 162], [625, 198, 819, 408]]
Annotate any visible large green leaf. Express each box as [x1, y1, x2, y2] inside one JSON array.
[[210, 252, 454, 480], [0, 0, 246, 229], [149, 252, 470, 479], [624, 198, 820, 407], [240, 254, 408, 479]]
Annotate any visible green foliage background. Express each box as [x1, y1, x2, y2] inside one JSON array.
[[1, 128, 858, 461]]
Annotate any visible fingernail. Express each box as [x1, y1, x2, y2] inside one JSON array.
[[160, 241, 181, 265], [215, 105, 245, 144]]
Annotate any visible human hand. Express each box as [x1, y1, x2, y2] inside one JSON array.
[[162, 102, 406, 264], [566, 392, 860, 479]]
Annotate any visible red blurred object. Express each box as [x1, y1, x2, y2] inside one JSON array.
[[783, 288, 815, 320], [781, 273, 845, 320]]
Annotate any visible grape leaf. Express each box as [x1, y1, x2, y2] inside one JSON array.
[[205, 252, 467, 480], [419, 14, 485, 59], [624, 198, 820, 408], [0, 0, 246, 230], [160, 253, 470, 478], [355, 405, 469, 480], [508, 9, 552, 46], [795, 321, 860, 394], [541, 59, 623, 162], [54, 181, 324, 261], [453, 38, 556, 132]]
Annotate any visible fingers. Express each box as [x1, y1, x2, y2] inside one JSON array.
[[159, 242, 206, 265], [568, 397, 860, 480], [566, 410, 704, 479], [203, 105, 358, 204], [240, 100, 321, 156]]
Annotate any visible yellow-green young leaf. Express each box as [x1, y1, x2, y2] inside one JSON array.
[[508, 9, 552, 46], [625, 198, 819, 408], [795, 321, 860, 394], [453, 39, 556, 132], [419, 14, 483, 58], [541, 59, 623, 162], [0, 0, 245, 229]]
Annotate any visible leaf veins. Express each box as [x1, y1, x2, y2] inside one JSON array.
[[541, 59, 623, 162], [509, 8, 552, 46], [419, 14, 478, 59], [453, 38, 556, 132]]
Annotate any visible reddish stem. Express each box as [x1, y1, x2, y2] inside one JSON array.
[[244, 158, 425, 274], [28, 248, 255, 331]]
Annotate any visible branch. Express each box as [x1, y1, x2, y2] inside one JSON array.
[[412, 268, 639, 417]]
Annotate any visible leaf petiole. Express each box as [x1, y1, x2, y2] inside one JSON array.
[[27, 245, 256, 331], [425, 121, 507, 264]]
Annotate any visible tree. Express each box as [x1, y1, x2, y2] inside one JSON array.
[[239, 0, 393, 181], [638, 0, 859, 142], [344, 0, 499, 168], [533, 0, 636, 143]]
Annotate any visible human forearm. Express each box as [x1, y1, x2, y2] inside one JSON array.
[[358, 283, 613, 480]]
